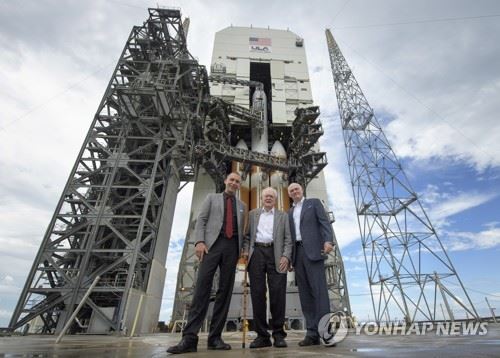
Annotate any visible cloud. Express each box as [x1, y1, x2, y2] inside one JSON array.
[[427, 189, 496, 220], [0, 309, 12, 319], [417, 184, 498, 229], [442, 222, 500, 252]]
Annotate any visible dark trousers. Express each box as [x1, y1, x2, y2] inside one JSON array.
[[183, 235, 238, 343], [248, 245, 287, 339], [294, 244, 330, 338]]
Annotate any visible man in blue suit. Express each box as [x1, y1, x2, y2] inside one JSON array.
[[287, 182, 335, 346]]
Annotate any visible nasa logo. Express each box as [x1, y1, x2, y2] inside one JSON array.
[[318, 311, 349, 345]]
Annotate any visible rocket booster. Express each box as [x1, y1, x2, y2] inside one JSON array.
[[270, 140, 290, 211]]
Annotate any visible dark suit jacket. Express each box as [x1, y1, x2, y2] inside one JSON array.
[[288, 198, 334, 263]]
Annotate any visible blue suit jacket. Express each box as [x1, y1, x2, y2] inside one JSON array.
[[288, 198, 334, 263]]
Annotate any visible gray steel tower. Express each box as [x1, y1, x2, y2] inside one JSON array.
[[9, 8, 209, 334], [325, 29, 479, 323]]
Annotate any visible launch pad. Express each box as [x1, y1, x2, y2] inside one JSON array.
[[1, 324, 499, 357]]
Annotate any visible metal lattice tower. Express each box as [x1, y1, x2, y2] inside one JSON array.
[[325, 29, 479, 323], [9, 8, 210, 334]]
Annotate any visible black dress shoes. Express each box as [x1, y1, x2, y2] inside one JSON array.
[[166, 337, 198, 354], [207, 338, 231, 350], [249, 336, 272, 349], [273, 336, 288, 348], [298, 335, 321, 346]]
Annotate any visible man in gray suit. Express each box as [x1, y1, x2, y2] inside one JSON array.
[[167, 172, 247, 354], [243, 187, 293, 349], [287, 182, 335, 347]]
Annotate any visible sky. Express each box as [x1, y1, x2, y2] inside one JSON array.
[[1, 0, 500, 327]]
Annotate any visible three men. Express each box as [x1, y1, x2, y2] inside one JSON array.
[[167, 175, 335, 354], [287, 182, 335, 346], [167, 172, 246, 354], [243, 187, 293, 348]]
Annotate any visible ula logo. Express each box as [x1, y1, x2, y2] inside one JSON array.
[[318, 311, 349, 345]]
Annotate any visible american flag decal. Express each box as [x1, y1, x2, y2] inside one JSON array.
[[249, 37, 272, 46]]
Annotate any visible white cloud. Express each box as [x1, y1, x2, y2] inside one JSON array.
[[442, 223, 500, 252], [416, 184, 498, 229], [0, 309, 12, 319], [429, 191, 497, 222]]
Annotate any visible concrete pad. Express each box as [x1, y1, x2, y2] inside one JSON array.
[[0, 325, 499, 357]]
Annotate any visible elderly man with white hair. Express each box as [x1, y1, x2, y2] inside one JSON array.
[[242, 186, 293, 349]]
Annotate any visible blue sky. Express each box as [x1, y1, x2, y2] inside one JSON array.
[[1, 0, 499, 327]]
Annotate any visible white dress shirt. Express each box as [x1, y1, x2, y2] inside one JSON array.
[[293, 197, 305, 241], [255, 207, 274, 244]]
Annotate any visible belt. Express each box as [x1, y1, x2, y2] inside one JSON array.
[[255, 242, 273, 248], [295, 241, 303, 246]]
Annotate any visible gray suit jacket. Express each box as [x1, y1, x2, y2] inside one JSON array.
[[243, 208, 293, 273], [194, 193, 246, 251]]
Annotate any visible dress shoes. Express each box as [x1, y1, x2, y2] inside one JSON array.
[[166, 337, 198, 354], [207, 338, 231, 350], [249, 336, 272, 349], [273, 336, 288, 348], [298, 335, 321, 346]]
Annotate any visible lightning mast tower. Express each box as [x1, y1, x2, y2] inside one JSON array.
[[325, 29, 479, 323]]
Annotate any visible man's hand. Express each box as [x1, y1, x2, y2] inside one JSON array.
[[279, 256, 289, 272], [323, 242, 334, 254], [239, 250, 249, 265], [195, 242, 208, 262]]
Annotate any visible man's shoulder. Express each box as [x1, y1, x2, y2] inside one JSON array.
[[205, 193, 221, 201], [306, 198, 322, 206], [249, 208, 259, 215], [275, 209, 287, 217]]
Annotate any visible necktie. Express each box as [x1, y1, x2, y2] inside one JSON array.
[[225, 195, 233, 239]]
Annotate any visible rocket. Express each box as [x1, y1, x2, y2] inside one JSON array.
[[250, 87, 268, 210], [231, 87, 290, 212]]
